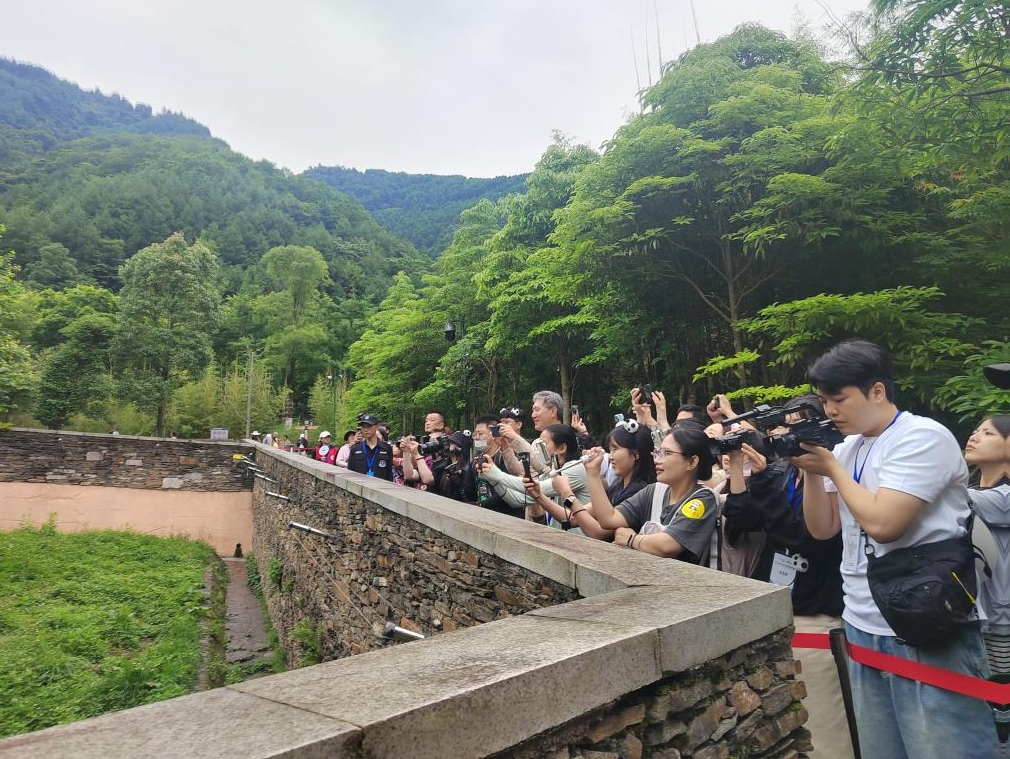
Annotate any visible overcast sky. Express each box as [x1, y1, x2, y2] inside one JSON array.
[[4, 0, 867, 178]]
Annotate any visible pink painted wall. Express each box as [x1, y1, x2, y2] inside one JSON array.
[[0, 482, 252, 556]]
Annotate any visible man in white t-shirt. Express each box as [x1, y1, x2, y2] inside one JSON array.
[[792, 340, 997, 759]]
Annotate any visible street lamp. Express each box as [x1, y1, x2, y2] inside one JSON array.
[[443, 320, 456, 342]]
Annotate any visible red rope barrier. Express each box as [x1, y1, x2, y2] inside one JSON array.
[[792, 631, 1010, 706]]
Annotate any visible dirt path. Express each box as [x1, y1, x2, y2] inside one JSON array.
[[221, 557, 272, 673]]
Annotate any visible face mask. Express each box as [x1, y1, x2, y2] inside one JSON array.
[[473, 440, 488, 453]]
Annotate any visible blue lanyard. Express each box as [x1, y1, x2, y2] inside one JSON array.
[[786, 471, 802, 511], [363, 443, 380, 476], [852, 411, 902, 484]]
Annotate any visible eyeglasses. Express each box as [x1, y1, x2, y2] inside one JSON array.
[[652, 448, 687, 461]]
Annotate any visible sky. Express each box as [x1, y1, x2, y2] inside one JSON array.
[[4, 0, 868, 178]]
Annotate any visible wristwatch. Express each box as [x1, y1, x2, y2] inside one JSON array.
[[563, 495, 577, 509]]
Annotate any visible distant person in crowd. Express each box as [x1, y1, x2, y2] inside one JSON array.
[[492, 406, 533, 477], [261, 431, 273, 446], [346, 414, 394, 480], [297, 428, 309, 454], [438, 431, 478, 503], [792, 340, 997, 758], [424, 410, 447, 436], [471, 415, 524, 516], [964, 413, 1010, 745], [480, 424, 592, 526], [528, 391, 563, 474], [583, 424, 720, 563], [401, 429, 449, 492], [721, 394, 849, 759], [335, 430, 356, 468], [675, 403, 709, 427], [314, 431, 337, 465], [251, 430, 261, 442]]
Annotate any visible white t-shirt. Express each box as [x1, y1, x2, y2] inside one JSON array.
[[825, 411, 970, 635]]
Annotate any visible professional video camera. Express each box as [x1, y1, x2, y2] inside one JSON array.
[[417, 436, 450, 457], [709, 402, 844, 459]]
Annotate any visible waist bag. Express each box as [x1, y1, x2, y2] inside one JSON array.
[[865, 531, 978, 648]]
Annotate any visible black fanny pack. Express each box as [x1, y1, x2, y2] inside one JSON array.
[[865, 531, 978, 648]]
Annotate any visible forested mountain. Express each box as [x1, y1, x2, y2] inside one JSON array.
[[304, 166, 526, 256], [0, 57, 434, 432], [0, 58, 210, 162]]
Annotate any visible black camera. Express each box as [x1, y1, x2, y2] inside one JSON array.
[[711, 403, 844, 459], [517, 451, 531, 480], [418, 436, 449, 457]]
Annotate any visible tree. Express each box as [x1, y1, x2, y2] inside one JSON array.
[[0, 229, 35, 420], [114, 233, 220, 436]]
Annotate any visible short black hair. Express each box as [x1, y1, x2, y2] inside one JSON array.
[[606, 423, 656, 484], [676, 404, 710, 426], [807, 340, 895, 401], [544, 424, 581, 464], [475, 414, 499, 428], [343, 430, 356, 442]]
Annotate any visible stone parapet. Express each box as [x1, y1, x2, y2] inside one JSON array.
[[0, 428, 253, 491], [0, 442, 804, 759]]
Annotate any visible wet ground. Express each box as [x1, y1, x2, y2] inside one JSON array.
[[221, 557, 272, 673]]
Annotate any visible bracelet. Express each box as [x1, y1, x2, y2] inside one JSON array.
[[632, 535, 641, 551], [570, 508, 586, 519]]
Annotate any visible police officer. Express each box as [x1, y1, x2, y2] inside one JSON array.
[[346, 413, 395, 480]]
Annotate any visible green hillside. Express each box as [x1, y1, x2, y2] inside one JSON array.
[[304, 166, 526, 256]]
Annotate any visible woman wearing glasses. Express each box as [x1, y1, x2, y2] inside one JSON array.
[[580, 424, 719, 563]]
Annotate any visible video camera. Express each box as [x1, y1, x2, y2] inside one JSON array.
[[709, 402, 844, 459], [417, 436, 449, 457]]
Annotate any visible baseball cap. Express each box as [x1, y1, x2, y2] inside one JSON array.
[[356, 413, 380, 426], [318, 430, 332, 439]]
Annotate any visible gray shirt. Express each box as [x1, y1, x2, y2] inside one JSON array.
[[617, 483, 719, 564], [971, 483, 1010, 634]]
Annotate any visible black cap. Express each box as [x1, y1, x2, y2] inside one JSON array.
[[447, 431, 472, 452], [499, 406, 524, 421], [357, 413, 380, 426]]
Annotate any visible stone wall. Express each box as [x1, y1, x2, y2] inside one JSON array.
[[497, 629, 809, 759], [0, 442, 808, 759], [251, 448, 579, 663], [0, 428, 252, 491]]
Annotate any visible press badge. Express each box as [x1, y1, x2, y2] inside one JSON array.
[[770, 553, 797, 586], [842, 522, 862, 572]]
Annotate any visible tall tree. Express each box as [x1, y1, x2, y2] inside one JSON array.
[[114, 233, 220, 436]]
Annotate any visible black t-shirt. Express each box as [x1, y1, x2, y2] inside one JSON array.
[[475, 452, 524, 518], [606, 478, 650, 506], [346, 440, 395, 480], [723, 462, 843, 617]]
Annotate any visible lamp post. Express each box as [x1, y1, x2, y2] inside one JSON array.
[[443, 319, 471, 431]]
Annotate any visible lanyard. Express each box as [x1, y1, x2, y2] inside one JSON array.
[[363, 443, 380, 476], [786, 470, 802, 511], [852, 411, 902, 484]]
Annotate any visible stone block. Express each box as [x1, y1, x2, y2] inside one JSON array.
[[85, 451, 104, 461], [728, 681, 761, 716], [746, 666, 775, 691], [125, 459, 143, 466], [618, 732, 642, 759], [762, 683, 795, 716], [586, 704, 645, 743], [161, 478, 183, 489], [692, 745, 730, 759], [685, 697, 726, 749]]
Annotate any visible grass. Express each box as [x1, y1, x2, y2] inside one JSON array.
[[0, 521, 216, 738]]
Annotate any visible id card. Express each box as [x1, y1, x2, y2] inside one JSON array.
[[842, 522, 862, 572], [770, 552, 797, 586]]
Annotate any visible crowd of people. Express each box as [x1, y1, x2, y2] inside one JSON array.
[[262, 339, 1008, 759]]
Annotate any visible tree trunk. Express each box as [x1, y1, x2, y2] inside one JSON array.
[[559, 335, 572, 424], [721, 237, 748, 388]]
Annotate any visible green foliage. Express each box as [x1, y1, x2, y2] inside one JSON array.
[[0, 237, 35, 419], [304, 165, 526, 256], [114, 233, 221, 435], [0, 527, 214, 738], [936, 341, 1010, 422], [291, 618, 323, 667]]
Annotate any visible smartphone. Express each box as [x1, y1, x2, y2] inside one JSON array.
[[571, 405, 579, 418], [640, 384, 653, 400], [517, 451, 531, 480], [490, 425, 500, 437]]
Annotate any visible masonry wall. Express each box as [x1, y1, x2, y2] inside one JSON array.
[[0, 428, 252, 490], [251, 449, 579, 663], [0, 428, 253, 555], [0, 441, 808, 759]]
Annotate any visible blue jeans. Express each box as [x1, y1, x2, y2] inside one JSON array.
[[845, 622, 998, 759]]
